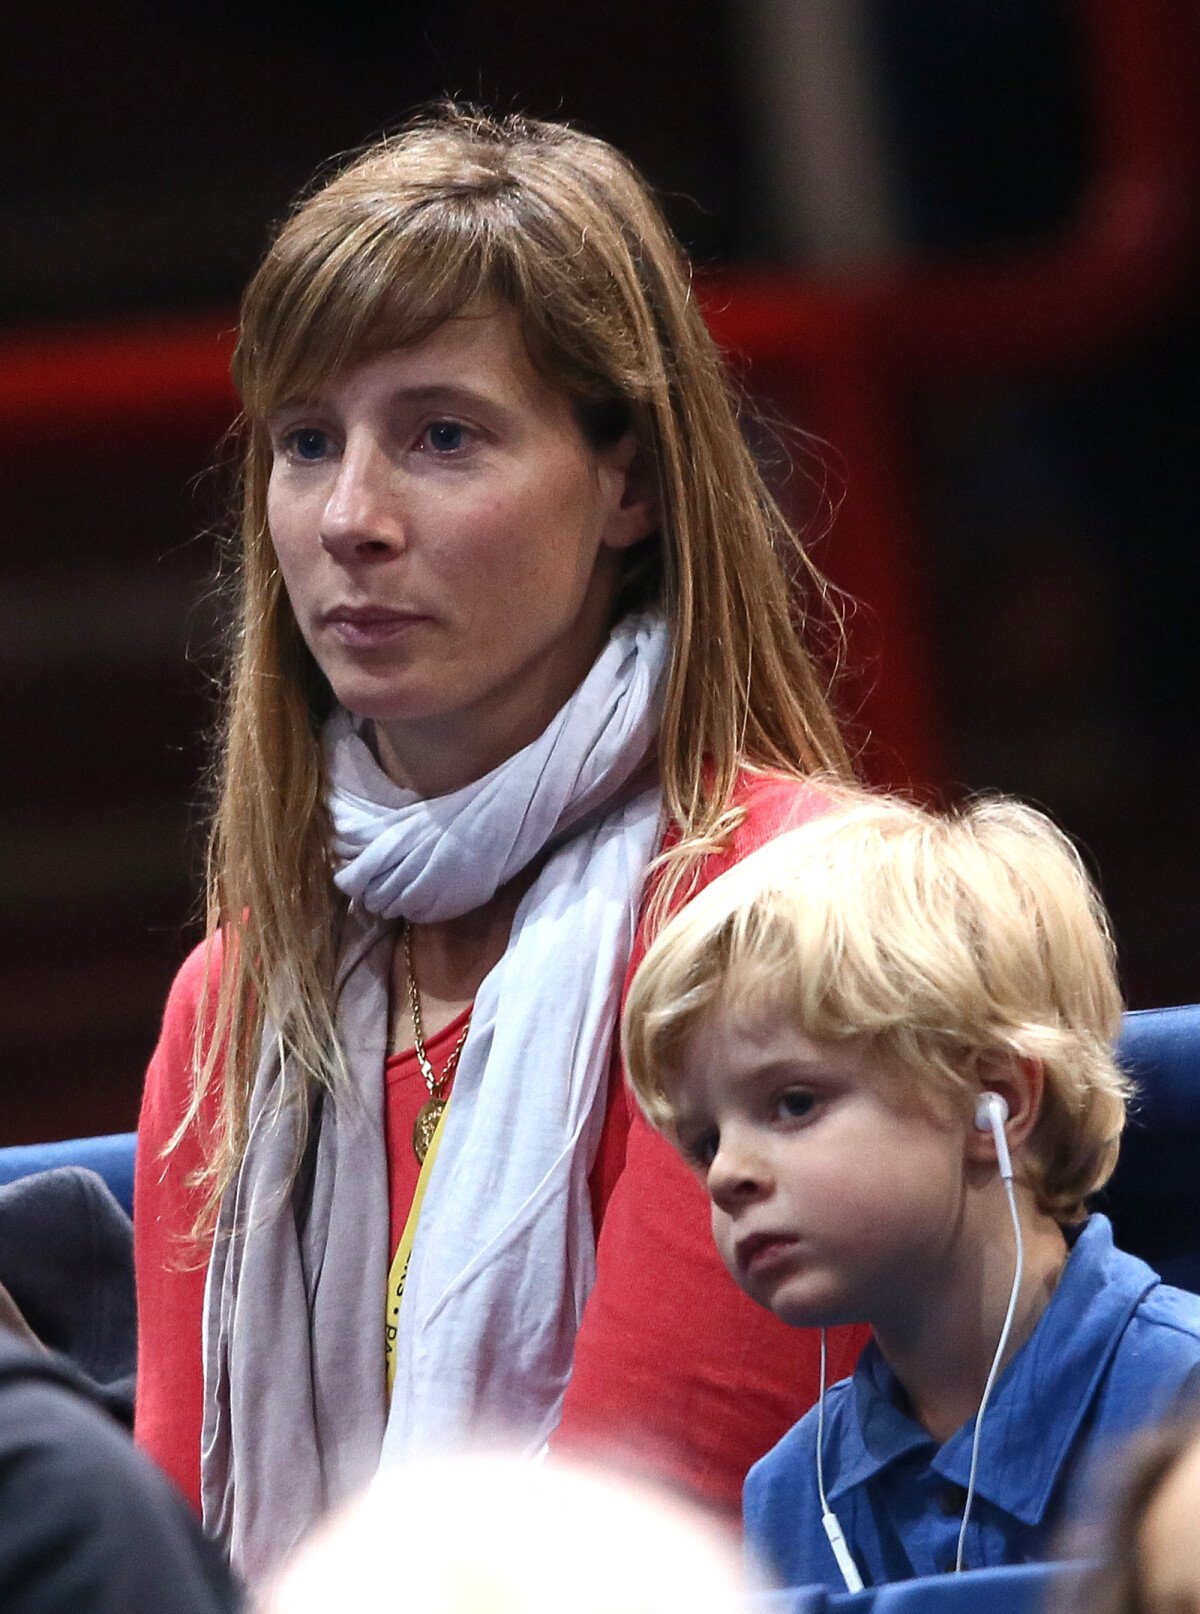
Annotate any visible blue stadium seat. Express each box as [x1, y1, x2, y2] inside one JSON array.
[[1102, 1004, 1200, 1292], [757, 1557, 1074, 1610], [0, 1131, 136, 1218]]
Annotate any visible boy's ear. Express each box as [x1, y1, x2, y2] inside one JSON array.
[[963, 1052, 1044, 1168]]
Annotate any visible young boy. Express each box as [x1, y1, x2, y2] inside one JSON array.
[[623, 792, 1200, 1591]]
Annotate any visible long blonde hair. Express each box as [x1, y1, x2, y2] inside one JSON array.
[[184, 106, 852, 1216]]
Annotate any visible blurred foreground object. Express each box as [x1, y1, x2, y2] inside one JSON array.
[[1058, 1400, 1200, 1614], [1137, 1418, 1200, 1614], [262, 1453, 758, 1614], [0, 1327, 241, 1614]]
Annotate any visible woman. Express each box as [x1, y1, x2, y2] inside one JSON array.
[[134, 107, 867, 1583]]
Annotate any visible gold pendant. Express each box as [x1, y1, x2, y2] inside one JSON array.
[[413, 1096, 445, 1163]]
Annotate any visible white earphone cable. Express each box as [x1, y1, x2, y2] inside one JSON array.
[[817, 1327, 865, 1593], [816, 1328, 830, 1514], [954, 1169, 1024, 1572]]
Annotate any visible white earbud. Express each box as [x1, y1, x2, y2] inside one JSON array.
[[974, 1091, 1013, 1182]]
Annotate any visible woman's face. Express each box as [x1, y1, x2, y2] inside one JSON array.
[[265, 309, 656, 793]]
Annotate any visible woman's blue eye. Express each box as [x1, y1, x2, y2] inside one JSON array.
[[775, 1090, 816, 1122], [289, 428, 328, 461], [425, 420, 466, 453]]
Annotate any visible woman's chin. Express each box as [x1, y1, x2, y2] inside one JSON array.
[[329, 681, 445, 727]]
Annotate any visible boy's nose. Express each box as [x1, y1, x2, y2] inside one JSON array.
[[707, 1131, 771, 1211], [320, 440, 406, 559]]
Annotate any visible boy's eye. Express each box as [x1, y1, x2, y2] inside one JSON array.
[[773, 1089, 816, 1123], [422, 419, 467, 453], [684, 1128, 720, 1171]]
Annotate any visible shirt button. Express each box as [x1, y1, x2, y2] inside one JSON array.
[[937, 1483, 968, 1515]]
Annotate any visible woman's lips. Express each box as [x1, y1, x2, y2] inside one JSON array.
[[321, 606, 428, 648]]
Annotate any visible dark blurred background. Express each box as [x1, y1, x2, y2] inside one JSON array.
[[3, 0, 1198, 1144]]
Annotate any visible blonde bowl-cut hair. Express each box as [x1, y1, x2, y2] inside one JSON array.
[[624, 790, 1130, 1225], [179, 105, 853, 1224]]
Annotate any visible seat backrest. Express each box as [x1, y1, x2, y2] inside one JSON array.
[[756, 1557, 1075, 1611], [0, 1132, 136, 1219], [1101, 1005, 1200, 1292]]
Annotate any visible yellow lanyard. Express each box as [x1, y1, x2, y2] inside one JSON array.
[[384, 1098, 449, 1397]]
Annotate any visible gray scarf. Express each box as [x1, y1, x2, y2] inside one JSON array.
[[200, 611, 668, 1584]]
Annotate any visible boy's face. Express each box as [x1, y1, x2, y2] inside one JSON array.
[[672, 999, 972, 1333]]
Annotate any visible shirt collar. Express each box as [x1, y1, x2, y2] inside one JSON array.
[[827, 1216, 1159, 1525]]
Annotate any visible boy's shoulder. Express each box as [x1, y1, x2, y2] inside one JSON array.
[[741, 1375, 854, 1592], [1130, 1273, 1200, 1338], [1089, 1222, 1200, 1352], [1082, 1228, 1200, 1435], [1112, 1259, 1200, 1380]]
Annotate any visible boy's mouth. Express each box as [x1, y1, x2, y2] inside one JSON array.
[[736, 1231, 800, 1276]]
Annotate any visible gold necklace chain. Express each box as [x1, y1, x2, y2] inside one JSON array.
[[404, 923, 471, 1162]]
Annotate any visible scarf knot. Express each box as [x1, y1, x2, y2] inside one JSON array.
[[328, 610, 668, 923]]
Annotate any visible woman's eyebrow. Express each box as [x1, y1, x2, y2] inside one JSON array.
[[268, 381, 511, 424], [386, 382, 503, 411], [365, 379, 528, 426]]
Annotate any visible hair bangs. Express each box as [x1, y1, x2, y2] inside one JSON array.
[[234, 196, 522, 419]]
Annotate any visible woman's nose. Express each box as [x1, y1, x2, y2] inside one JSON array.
[[319, 440, 406, 559], [706, 1130, 771, 1211]]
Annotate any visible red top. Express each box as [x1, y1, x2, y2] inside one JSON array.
[[385, 1015, 624, 1253], [133, 772, 868, 1519]]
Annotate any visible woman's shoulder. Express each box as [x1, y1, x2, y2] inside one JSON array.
[[634, 768, 844, 948], [729, 767, 839, 846], [161, 935, 224, 1026], [142, 936, 227, 1130], [702, 767, 842, 886]]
